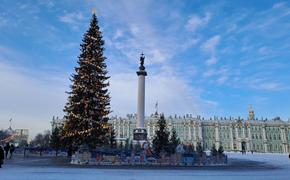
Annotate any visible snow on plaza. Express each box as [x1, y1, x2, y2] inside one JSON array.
[[1, 153, 290, 180]]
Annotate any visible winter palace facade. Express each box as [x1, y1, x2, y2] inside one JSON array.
[[109, 108, 290, 153]]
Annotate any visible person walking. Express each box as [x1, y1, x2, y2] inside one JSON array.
[[9, 144, 15, 159], [4, 143, 10, 159], [0, 145, 4, 168]]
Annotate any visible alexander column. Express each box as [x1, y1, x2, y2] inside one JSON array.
[[133, 53, 147, 144]]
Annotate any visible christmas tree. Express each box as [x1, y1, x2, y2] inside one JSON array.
[[152, 114, 170, 156], [63, 13, 110, 149]]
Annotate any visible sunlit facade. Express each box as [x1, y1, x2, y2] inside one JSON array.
[[110, 109, 290, 153]]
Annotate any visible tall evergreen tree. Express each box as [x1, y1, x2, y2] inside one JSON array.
[[169, 128, 180, 154], [63, 13, 110, 149], [152, 114, 170, 156]]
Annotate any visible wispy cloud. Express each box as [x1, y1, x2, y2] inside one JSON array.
[[201, 35, 222, 85], [109, 69, 216, 117], [59, 12, 84, 30], [249, 78, 288, 91], [185, 12, 211, 32], [272, 2, 285, 9], [205, 56, 218, 66], [0, 16, 8, 27], [201, 35, 220, 54]]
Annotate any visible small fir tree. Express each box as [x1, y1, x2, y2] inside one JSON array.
[[196, 142, 204, 157], [218, 145, 224, 155], [50, 119, 63, 156], [152, 114, 170, 156], [169, 128, 180, 154], [109, 128, 116, 148], [63, 13, 111, 149], [211, 144, 218, 157], [125, 138, 129, 150], [129, 141, 133, 150], [187, 144, 195, 154]]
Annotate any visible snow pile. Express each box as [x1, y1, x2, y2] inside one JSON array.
[[226, 152, 290, 168]]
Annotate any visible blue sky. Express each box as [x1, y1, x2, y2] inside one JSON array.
[[0, 0, 290, 137]]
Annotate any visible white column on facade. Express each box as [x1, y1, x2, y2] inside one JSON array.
[[215, 123, 220, 147], [284, 127, 288, 153], [262, 125, 268, 153], [189, 124, 192, 141], [118, 122, 121, 138], [247, 124, 252, 151], [198, 123, 203, 145], [122, 121, 125, 138], [194, 123, 197, 141], [194, 124, 198, 142], [235, 126, 238, 139], [242, 125, 248, 151], [183, 123, 186, 141], [242, 126, 245, 139], [193, 123, 197, 148], [280, 127, 287, 153], [229, 124, 234, 150], [235, 125, 239, 150], [127, 123, 130, 139]]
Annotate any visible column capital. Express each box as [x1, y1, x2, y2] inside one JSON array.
[[137, 70, 147, 76]]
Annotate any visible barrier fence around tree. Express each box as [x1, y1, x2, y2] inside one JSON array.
[[70, 147, 228, 166]]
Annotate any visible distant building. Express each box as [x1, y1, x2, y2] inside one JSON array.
[[110, 108, 290, 153], [0, 118, 29, 145], [14, 129, 29, 144], [0, 128, 29, 145]]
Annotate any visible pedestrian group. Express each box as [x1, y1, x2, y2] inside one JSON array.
[[0, 142, 15, 168]]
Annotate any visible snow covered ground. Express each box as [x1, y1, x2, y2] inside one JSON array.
[[226, 152, 290, 167], [1, 153, 290, 180]]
